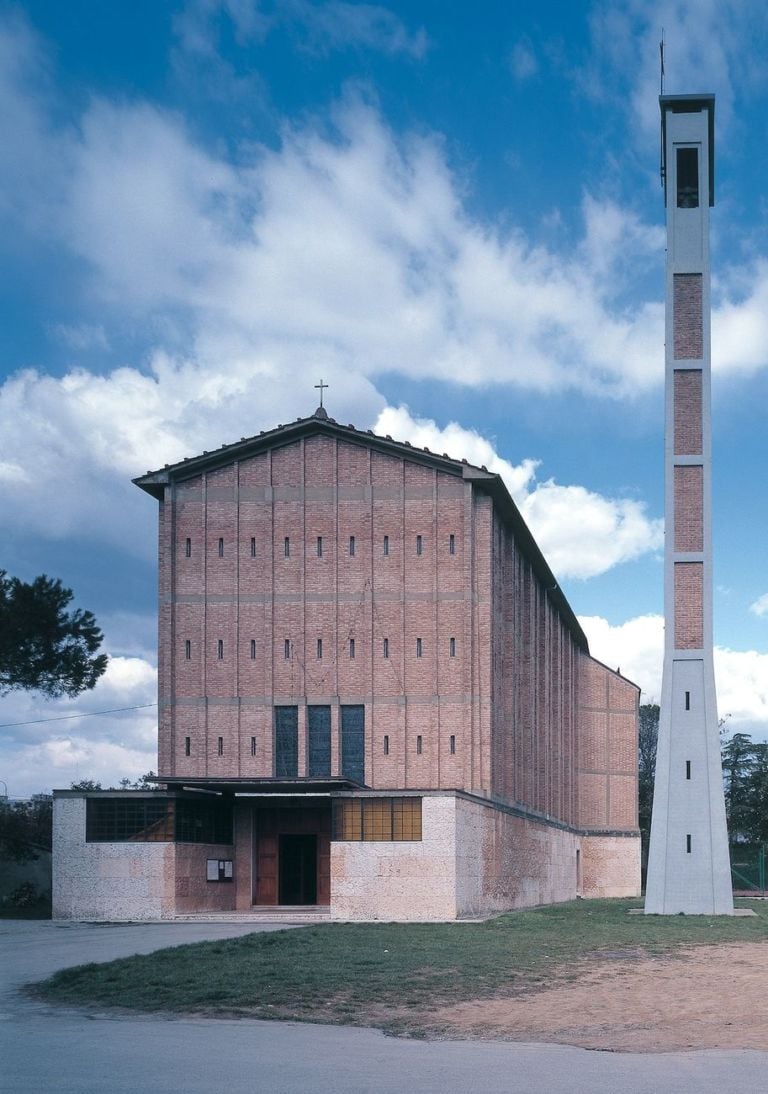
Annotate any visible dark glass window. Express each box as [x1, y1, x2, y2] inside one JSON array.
[[86, 797, 233, 844], [185, 640, 191, 660], [349, 637, 355, 659], [686, 834, 692, 853], [450, 734, 456, 755], [449, 637, 456, 657], [416, 735, 423, 755], [185, 538, 191, 558], [275, 706, 299, 777], [449, 534, 455, 555], [383, 637, 389, 659], [317, 536, 323, 557], [308, 705, 331, 777], [332, 798, 422, 841], [218, 537, 224, 557], [217, 639, 224, 660], [383, 535, 389, 556], [250, 639, 256, 659], [317, 637, 323, 659], [341, 704, 365, 784], [250, 537, 256, 557], [685, 691, 691, 710], [284, 536, 290, 557], [251, 736, 257, 757], [185, 736, 191, 757], [677, 147, 699, 208], [284, 638, 291, 659], [416, 535, 423, 556], [349, 535, 356, 557], [217, 736, 224, 756], [383, 735, 389, 755], [416, 637, 423, 658], [686, 760, 691, 780]]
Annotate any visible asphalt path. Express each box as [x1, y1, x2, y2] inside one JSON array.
[[2, 918, 767, 1094]]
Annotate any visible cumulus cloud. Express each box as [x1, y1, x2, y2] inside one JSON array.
[[510, 40, 538, 81], [580, 612, 768, 735], [375, 407, 663, 580], [1, 655, 158, 797], [750, 593, 768, 617]]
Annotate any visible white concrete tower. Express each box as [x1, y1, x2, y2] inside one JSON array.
[[645, 94, 733, 914]]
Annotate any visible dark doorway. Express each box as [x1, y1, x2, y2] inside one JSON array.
[[278, 834, 318, 904]]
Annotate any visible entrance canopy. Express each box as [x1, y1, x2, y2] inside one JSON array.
[[151, 776, 364, 797]]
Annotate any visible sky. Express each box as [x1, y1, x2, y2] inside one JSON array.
[[1, 0, 767, 797]]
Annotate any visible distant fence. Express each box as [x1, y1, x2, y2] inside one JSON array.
[[730, 843, 766, 895]]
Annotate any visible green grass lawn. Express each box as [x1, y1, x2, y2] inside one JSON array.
[[31, 898, 768, 1030]]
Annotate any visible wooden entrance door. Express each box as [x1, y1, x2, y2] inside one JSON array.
[[253, 805, 331, 906]]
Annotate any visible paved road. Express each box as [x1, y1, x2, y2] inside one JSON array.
[[2, 919, 767, 1094]]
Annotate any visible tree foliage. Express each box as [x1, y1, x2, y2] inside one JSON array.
[[0, 570, 108, 698], [638, 703, 659, 861], [0, 797, 53, 863]]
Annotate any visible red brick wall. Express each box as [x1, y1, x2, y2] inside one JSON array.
[[673, 370, 703, 455], [674, 561, 704, 649], [673, 274, 703, 359], [674, 465, 704, 552], [576, 658, 638, 832]]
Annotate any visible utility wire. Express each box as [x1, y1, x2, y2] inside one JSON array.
[[0, 703, 157, 728]]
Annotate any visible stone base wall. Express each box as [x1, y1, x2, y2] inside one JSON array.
[[330, 797, 457, 920], [580, 834, 641, 898], [53, 797, 174, 921], [455, 797, 581, 915], [53, 796, 237, 921]]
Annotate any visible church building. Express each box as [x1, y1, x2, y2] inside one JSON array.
[[53, 406, 640, 920]]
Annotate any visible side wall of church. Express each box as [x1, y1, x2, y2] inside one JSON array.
[[489, 511, 579, 826]]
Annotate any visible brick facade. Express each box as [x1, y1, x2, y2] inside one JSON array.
[[62, 411, 639, 921], [673, 273, 703, 359]]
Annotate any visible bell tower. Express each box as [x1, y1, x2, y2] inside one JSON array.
[[644, 94, 733, 914]]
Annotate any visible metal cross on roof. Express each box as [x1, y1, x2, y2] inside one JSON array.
[[314, 378, 329, 408]]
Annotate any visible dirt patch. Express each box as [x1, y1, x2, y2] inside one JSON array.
[[415, 943, 768, 1052]]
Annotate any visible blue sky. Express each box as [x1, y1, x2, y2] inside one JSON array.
[[1, 0, 767, 796]]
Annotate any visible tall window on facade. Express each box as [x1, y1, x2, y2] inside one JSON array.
[[383, 637, 389, 659], [250, 639, 256, 659], [449, 637, 456, 657], [274, 706, 299, 777], [416, 735, 423, 755], [449, 534, 455, 555], [383, 734, 389, 755], [284, 536, 290, 558], [317, 637, 323, 659], [416, 535, 423, 556], [284, 638, 291, 659], [416, 637, 423, 658], [450, 734, 456, 755], [185, 537, 192, 558], [250, 537, 256, 557], [349, 535, 356, 557], [341, 704, 365, 784], [308, 705, 331, 777], [185, 640, 191, 660], [349, 637, 355, 659], [317, 536, 323, 557], [676, 146, 699, 208], [218, 537, 224, 557], [383, 535, 389, 556], [251, 736, 257, 757], [217, 736, 224, 756], [185, 736, 191, 756], [217, 639, 224, 660]]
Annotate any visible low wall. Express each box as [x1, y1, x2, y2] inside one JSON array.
[[455, 796, 580, 916], [53, 797, 174, 921], [580, 834, 641, 898], [330, 797, 457, 921]]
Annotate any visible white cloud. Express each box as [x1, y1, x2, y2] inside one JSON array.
[[749, 593, 768, 618], [375, 407, 663, 580], [510, 40, 538, 81], [1, 655, 158, 797], [580, 612, 768, 735]]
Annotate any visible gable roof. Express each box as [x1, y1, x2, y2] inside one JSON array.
[[133, 408, 588, 650]]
